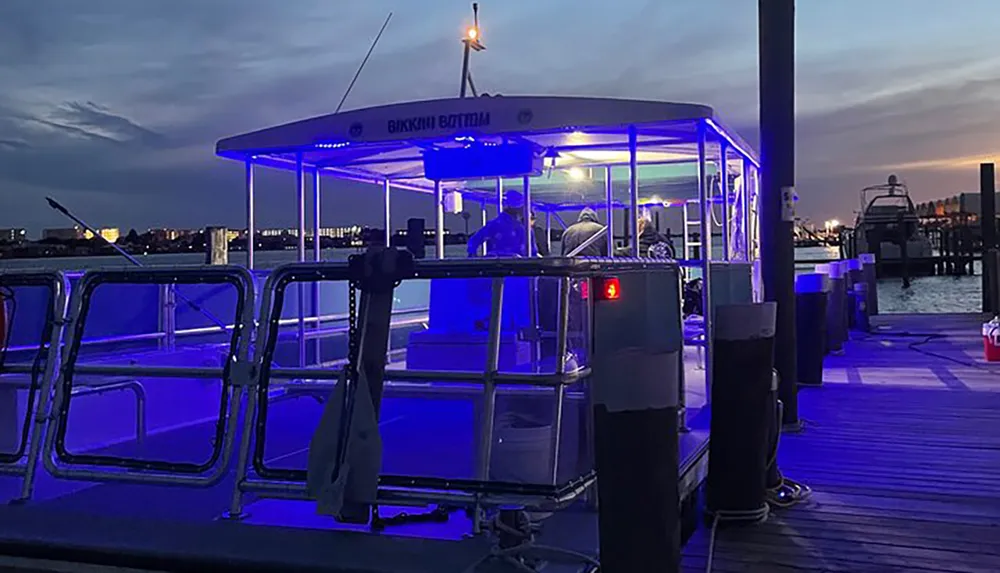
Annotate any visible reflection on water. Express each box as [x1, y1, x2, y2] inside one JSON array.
[[1, 244, 982, 315], [874, 267, 981, 314], [794, 246, 981, 315]]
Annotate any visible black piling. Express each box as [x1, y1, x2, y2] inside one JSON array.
[[896, 212, 911, 289], [758, 0, 798, 428]]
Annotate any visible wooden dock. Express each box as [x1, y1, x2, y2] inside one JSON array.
[[683, 313, 1000, 573]]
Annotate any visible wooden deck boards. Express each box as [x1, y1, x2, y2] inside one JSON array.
[[682, 313, 1000, 573]]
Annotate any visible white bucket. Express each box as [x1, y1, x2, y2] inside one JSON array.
[[491, 419, 554, 485], [491, 419, 556, 521]]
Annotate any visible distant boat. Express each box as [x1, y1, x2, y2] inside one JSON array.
[[853, 174, 934, 276]]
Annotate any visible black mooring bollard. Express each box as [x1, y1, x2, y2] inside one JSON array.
[[707, 303, 777, 524], [795, 273, 828, 386], [817, 263, 845, 353], [853, 282, 871, 333], [860, 253, 878, 316], [845, 259, 862, 329]]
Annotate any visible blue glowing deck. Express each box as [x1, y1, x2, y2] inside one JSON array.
[[682, 313, 1000, 573]]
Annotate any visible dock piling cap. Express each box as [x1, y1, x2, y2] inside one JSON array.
[[859, 253, 875, 264], [828, 262, 846, 279], [796, 272, 830, 293], [847, 259, 863, 271]]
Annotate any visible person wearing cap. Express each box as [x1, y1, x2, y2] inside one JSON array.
[[467, 190, 528, 257]]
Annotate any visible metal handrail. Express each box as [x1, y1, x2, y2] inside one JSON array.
[[43, 266, 256, 488], [4, 306, 430, 354], [226, 257, 681, 516], [0, 271, 70, 503]]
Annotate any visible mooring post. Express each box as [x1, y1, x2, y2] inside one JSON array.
[[759, 0, 798, 428], [897, 213, 910, 289], [982, 163, 996, 313], [205, 226, 229, 265]]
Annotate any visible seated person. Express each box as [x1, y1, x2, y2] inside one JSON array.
[[467, 191, 527, 257], [638, 214, 675, 258], [615, 213, 676, 258]]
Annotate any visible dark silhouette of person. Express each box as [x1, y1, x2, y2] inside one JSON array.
[[467, 191, 527, 257], [560, 208, 607, 257]]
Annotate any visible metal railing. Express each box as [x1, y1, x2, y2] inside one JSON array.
[[227, 257, 681, 518], [42, 266, 256, 488], [0, 271, 69, 502]]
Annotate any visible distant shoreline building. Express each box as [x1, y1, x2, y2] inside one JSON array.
[[915, 192, 998, 222], [84, 228, 121, 243], [42, 227, 85, 241], [0, 228, 27, 243]]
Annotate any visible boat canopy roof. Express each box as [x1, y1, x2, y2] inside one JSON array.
[[216, 95, 759, 210]]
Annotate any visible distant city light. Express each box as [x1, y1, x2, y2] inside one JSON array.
[[824, 219, 841, 231]]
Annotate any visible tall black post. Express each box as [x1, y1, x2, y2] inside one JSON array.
[[759, 0, 798, 428], [981, 163, 996, 313]]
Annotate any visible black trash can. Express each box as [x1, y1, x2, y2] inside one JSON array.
[[707, 303, 776, 523], [795, 273, 828, 386]]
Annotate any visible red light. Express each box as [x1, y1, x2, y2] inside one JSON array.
[[579, 280, 589, 300], [594, 277, 621, 301]]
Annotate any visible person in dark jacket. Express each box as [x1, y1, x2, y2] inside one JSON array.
[[467, 192, 527, 257], [637, 215, 675, 258], [560, 207, 607, 257], [531, 211, 550, 256]]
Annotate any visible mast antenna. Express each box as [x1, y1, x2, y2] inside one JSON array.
[[459, 3, 486, 98], [336, 12, 393, 114]]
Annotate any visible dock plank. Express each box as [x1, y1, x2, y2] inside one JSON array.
[[683, 313, 1000, 573]]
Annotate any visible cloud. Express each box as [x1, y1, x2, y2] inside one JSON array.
[[0, 0, 997, 233]]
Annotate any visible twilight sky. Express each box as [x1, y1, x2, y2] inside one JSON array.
[[1, 0, 998, 235]]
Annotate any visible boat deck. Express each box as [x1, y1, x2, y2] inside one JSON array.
[[683, 313, 1000, 573]]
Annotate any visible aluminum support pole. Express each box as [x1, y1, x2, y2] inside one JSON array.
[[245, 160, 255, 270]]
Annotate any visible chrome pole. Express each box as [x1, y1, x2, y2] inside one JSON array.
[[720, 140, 730, 261], [628, 126, 639, 257], [742, 156, 751, 261], [480, 199, 488, 256], [245, 159, 255, 269], [312, 170, 322, 363], [434, 180, 445, 259], [313, 171, 322, 262], [523, 175, 533, 257], [697, 122, 713, 403], [605, 165, 615, 257], [549, 277, 571, 483], [296, 154, 306, 367], [383, 179, 392, 247], [475, 275, 505, 532]]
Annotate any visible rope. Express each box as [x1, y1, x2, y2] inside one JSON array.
[[856, 329, 1000, 374], [704, 397, 811, 573]]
